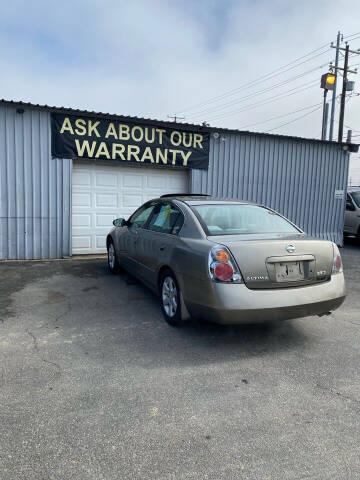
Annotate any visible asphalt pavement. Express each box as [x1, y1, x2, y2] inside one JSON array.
[[0, 240, 360, 480]]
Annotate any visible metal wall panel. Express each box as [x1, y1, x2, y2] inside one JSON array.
[[191, 133, 348, 245], [0, 104, 71, 259], [1, 103, 349, 260]]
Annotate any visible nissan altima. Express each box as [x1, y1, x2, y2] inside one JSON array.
[[106, 195, 345, 326]]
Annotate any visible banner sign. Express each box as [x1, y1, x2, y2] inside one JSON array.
[[51, 113, 210, 170]]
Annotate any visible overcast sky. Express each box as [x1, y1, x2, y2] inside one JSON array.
[[1, 0, 360, 179]]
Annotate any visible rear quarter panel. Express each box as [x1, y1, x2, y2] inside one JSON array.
[[166, 237, 215, 304]]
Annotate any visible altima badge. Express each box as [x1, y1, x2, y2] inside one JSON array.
[[286, 244, 295, 253]]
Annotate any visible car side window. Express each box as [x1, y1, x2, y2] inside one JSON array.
[[346, 194, 354, 211], [148, 203, 183, 235], [128, 203, 157, 228], [352, 191, 360, 208]]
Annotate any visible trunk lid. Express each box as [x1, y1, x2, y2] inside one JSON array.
[[208, 233, 334, 289]]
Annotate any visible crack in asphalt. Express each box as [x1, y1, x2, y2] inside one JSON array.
[[54, 301, 72, 325], [24, 300, 73, 375], [41, 301, 72, 330], [26, 330, 62, 376], [316, 382, 360, 410]]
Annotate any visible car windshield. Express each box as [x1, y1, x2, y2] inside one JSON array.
[[351, 191, 360, 208], [193, 204, 299, 236]]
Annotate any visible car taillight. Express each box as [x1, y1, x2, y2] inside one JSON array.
[[209, 245, 243, 283], [332, 243, 343, 274], [214, 262, 234, 281]]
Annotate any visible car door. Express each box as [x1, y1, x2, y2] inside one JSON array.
[[344, 194, 358, 234], [115, 201, 157, 274], [135, 202, 184, 288]]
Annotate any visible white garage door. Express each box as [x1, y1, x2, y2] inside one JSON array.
[[72, 162, 189, 254]]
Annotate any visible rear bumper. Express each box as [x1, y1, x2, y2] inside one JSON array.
[[184, 273, 346, 324]]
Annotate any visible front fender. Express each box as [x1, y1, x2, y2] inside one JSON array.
[[106, 227, 117, 248]]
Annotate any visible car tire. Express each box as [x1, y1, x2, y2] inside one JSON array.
[[160, 270, 183, 327], [107, 240, 121, 274]]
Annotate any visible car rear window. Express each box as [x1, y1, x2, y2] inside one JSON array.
[[192, 204, 299, 235]]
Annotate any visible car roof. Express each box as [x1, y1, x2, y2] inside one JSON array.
[[348, 186, 360, 193], [157, 195, 256, 206], [184, 199, 255, 206]]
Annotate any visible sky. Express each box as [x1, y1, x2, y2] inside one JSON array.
[[1, 0, 360, 181]]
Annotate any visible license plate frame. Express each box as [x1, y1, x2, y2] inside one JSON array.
[[275, 261, 305, 282]]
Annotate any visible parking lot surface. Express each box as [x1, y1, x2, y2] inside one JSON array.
[[1, 241, 360, 480]]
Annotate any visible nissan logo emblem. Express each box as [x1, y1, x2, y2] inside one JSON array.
[[286, 244, 295, 253]]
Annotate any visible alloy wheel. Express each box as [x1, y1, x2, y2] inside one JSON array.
[[108, 243, 115, 269], [162, 276, 178, 317]]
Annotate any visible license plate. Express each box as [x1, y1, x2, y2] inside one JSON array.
[[275, 261, 304, 282]]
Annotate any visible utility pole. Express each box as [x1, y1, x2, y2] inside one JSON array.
[[323, 102, 329, 140], [321, 89, 328, 140], [167, 114, 185, 123], [329, 31, 341, 141], [320, 73, 335, 139], [330, 42, 359, 142], [338, 43, 350, 142]]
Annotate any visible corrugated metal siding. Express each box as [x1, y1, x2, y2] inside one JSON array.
[[0, 105, 71, 260], [1, 104, 349, 260], [191, 133, 348, 245]]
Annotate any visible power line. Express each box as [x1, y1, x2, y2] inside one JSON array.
[[264, 106, 322, 133], [346, 36, 360, 44], [341, 32, 360, 43], [186, 73, 319, 120], [334, 120, 360, 133], [206, 82, 318, 122], [184, 49, 330, 115], [343, 31, 360, 40], [187, 61, 331, 120], [204, 47, 355, 124], [237, 102, 323, 129], [345, 124, 360, 132], [169, 31, 360, 119], [205, 81, 318, 122], [171, 43, 331, 115]]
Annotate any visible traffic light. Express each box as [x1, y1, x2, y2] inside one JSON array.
[[321, 73, 336, 90]]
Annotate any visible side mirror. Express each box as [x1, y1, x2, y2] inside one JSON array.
[[346, 201, 356, 212], [113, 218, 126, 227]]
